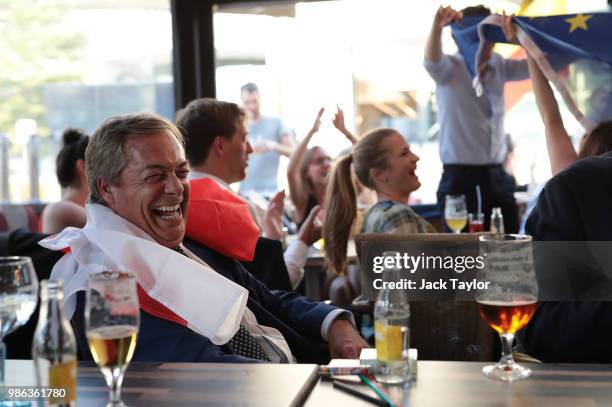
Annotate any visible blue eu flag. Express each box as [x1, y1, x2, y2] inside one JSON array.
[[451, 13, 612, 126]]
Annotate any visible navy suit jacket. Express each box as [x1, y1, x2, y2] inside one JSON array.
[[524, 152, 612, 362], [73, 240, 338, 364]]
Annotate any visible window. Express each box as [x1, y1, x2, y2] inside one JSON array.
[[0, 0, 174, 202]]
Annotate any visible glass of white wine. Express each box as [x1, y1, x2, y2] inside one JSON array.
[[444, 194, 468, 234], [86, 272, 139, 407], [0, 257, 38, 388]]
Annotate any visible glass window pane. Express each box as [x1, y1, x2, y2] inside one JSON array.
[[0, 0, 174, 203]]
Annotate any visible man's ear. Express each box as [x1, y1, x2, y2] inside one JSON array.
[[96, 177, 116, 206], [212, 136, 225, 157]]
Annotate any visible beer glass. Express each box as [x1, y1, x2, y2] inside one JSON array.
[[477, 235, 537, 381], [444, 194, 467, 233], [86, 272, 139, 406]]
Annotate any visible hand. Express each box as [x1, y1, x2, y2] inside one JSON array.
[[264, 140, 280, 152], [298, 205, 322, 246], [432, 5, 462, 31], [328, 318, 368, 359], [262, 190, 285, 241], [501, 11, 518, 44], [309, 107, 324, 135], [332, 104, 347, 133], [254, 140, 279, 154]]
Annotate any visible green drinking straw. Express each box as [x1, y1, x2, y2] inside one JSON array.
[[358, 374, 397, 407]]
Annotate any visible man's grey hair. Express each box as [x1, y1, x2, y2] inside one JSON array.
[[86, 112, 184, 205]]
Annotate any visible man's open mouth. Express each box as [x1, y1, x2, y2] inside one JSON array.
[[153, 204, 182, 220]]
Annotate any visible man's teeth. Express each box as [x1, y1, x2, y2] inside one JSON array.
[[155, 204, 181, 219], [157, 204, 180, 212]]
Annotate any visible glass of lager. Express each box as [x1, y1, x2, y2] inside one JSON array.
[[477, 234, 538, 381]]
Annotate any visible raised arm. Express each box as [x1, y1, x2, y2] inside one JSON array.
[[332, 105, 357, 145], [501, 13, 577, 175], [529, 56, 577, 175], [287, 108, 324, 215], [425, 6, 462, 63]]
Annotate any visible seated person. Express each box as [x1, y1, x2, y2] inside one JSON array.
[[40, 128, 89, 233], [524, 151, 612, 362], [324, 128, 436, 275], [176, 98, 321, 289], [40, 112, 366, 364]]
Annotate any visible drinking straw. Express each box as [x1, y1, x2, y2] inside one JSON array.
[[476, 185, 482, 215], [358, 374, 397, 407], [332, 381, 387, 406]]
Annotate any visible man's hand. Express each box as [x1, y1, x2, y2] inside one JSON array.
[[432, 5, 462, 31], [262, 190, 285, 241], [297, 205, 322, 246], [501, 12, 518, 44], [328, 318, 368, 359], [426, 6, 462, 63], [253, 140, 280, 154]]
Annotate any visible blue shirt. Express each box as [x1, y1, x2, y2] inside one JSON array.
[[240, 116, 288, 195], [424, 53, 528, 165]]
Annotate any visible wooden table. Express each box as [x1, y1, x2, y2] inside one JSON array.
[[5, 360, 612, 406]]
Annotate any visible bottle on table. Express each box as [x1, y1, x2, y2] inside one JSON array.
[[490, 207, 505, 234], [32, 280, 77, 407], [374, 251, 411, 384]]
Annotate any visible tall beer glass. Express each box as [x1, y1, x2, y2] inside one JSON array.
[[477, 235, 537, 381], [86, 272, 139, 406]]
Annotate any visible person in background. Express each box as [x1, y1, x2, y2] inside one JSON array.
[[323, 128, 436, 277], [40, 128, 89, 233], [424, 5, 529, 233], [239, 82, 293, 197], [287, 106, 356, 229], [176, 98, 321, 289]]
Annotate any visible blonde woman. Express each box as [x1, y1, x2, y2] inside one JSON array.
[[323, 128, 435, 275]]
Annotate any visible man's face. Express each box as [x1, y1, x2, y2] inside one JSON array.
[[103, 131, 190, 249], [241, 91, 260, 120], [222, 119, 253, 183]]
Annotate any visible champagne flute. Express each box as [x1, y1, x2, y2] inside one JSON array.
[[86, 272, 139, 407], [0, 257, 38, 387], [477, 234, 538, 381], [445, 194, 468, 233]]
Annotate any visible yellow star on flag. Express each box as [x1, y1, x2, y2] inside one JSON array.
[[565, 14, 593, 33]]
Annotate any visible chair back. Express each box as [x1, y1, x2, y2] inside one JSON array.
[[355, 232, 495, 361]]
